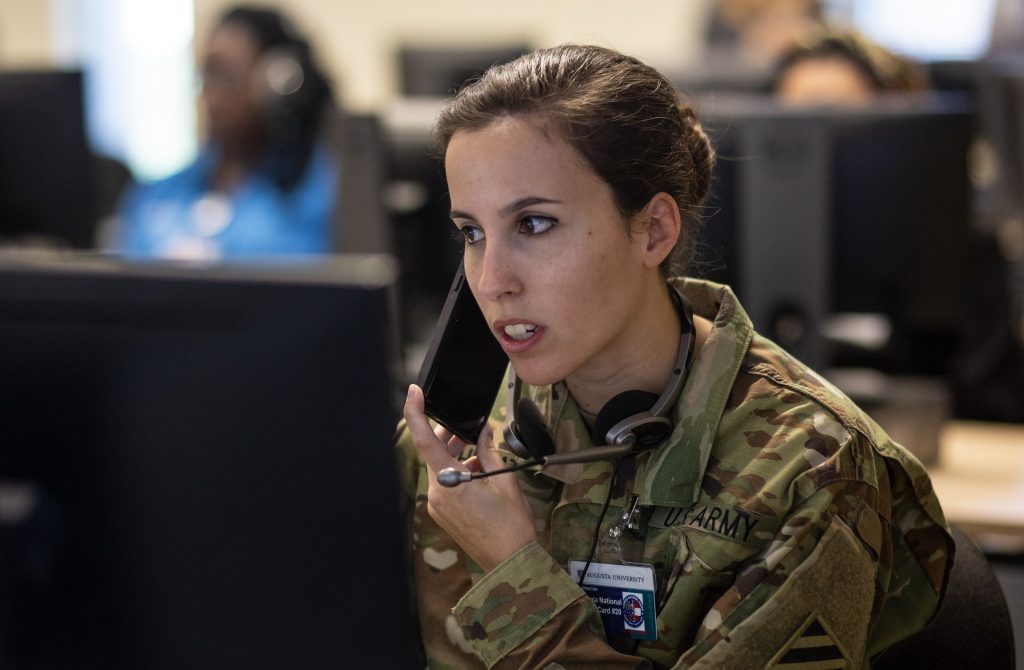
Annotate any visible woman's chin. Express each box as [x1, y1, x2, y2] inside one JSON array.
[[510, 360, 565, 388]]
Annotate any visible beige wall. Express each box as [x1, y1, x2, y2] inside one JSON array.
[[0, 0, 55, 68], [1, 1, 712, 110], [195, 1, 713, 112]]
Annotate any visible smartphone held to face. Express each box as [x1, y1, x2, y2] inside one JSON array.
[[416, 263, 509, 444]]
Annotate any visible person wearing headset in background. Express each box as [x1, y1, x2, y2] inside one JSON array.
[[772, 26, 1024, 426], [771, 26, 930, 107], [396, 44, 952, 669], [113, 6, 336, 260]]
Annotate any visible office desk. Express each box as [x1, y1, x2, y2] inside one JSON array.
[[928, 421, 1024, 551]]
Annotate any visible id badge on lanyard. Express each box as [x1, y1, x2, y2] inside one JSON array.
[[569, 560, 657, 640], [569, 495, 658, 641]]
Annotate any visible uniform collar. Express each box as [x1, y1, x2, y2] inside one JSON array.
[[636, 279, 754, 507], [513, 279, 754, 508]]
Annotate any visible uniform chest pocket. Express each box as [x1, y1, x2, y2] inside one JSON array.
[[677, 526, 762, 574], [655, 518, 769, 609], [635, 525, 766, 650], [649, 503, 777, 571]]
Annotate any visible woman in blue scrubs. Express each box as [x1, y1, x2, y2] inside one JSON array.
[[115, 6, 338, 260]]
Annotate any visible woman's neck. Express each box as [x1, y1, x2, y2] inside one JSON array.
[[565, 282, 684, 416], [211, 140, 266, 192]]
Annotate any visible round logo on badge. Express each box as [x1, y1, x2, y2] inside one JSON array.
[[622, 593, 644, 628]]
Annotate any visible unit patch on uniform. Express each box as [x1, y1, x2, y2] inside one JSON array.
[[766, 612, 849, 669], [648, 503, 780, 546]]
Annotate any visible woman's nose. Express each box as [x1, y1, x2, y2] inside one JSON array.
[[472, 242, 521, 302]]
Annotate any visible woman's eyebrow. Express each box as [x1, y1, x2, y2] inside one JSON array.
[[500, 196, 562, 216], [450, 196, 563, 221]]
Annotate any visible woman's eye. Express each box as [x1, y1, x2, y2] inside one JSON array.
[[458, 225, 484, 245], [519, 215, 556, 236]]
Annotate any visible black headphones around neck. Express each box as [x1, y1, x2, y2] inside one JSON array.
[[502, 285, 696, 464]]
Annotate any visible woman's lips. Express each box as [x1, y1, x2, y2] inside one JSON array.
[[494, 320, 546, 354]]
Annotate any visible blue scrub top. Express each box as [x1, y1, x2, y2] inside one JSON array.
[[116, 143, 339, 260]]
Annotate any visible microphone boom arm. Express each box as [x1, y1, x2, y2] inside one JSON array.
[[436, 439, 636, 487]]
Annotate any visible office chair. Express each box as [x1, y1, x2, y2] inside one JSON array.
[[874, 523, 1016, 669]]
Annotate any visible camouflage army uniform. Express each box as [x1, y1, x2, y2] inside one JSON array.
[[395, 278, 953, 669]]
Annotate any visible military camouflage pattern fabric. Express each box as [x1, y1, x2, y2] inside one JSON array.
[[394, 279, 953, 669]]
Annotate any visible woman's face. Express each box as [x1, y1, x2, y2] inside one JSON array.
[[201, 23, 267, 148], [445, 117, 651, 387], [776, 56, 875, 106]]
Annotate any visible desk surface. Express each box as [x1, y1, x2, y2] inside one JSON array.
[[928, 420, 1024, 550]]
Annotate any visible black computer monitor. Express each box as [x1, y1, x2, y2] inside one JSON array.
[[0, 252, 415, 668], [0, 71, 95, 248], [397, 45, 529, 96], [696, 94, 974, 373]]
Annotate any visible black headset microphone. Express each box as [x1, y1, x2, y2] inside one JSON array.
[[437, 287, 696, 488]]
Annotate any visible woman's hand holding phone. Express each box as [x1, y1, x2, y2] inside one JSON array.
[[404, 384, 538, 573]]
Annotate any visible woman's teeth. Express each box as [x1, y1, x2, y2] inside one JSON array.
[[504, 324, 538, 341]]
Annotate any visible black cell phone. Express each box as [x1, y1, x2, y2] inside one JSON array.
[[416, 263, 509, 444]]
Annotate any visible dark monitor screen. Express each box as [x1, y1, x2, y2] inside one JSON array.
[[697, 94, 974, 374], [398, 45, 528, 96], [0, 71, 94, 248], [0, 252, 415, 669], [829, 109, 973, 329]]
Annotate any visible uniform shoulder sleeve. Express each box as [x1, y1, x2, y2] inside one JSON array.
[[393, 418, 422, 500], [683, 506, 876, 669], [675, 470, 942, 669]]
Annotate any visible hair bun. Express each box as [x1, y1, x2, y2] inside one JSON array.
[[677, 103, 715, 209]]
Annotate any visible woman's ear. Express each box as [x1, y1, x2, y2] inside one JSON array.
[[637, 192, 682, 268]]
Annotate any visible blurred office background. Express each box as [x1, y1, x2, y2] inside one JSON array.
[[2, 0, 1020, 365], [2, 0, 1024, 661], [2, 0, 1021, 348]]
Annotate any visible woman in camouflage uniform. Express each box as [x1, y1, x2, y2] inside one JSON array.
[[397, 44, 952, 669]]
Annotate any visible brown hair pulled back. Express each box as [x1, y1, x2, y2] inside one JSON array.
[[434, 44, 715, 275]]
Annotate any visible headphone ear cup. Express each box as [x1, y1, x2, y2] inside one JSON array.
[[509, 397, 555, 461], [592, 390, 659, 445], [260, 46, 310, 118]]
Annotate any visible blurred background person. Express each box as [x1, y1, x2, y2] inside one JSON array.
[[987, 0, 1024, 63], [695, 0, 824, 91], [769, 23, 1024, 422], [771, 26, 930, 106], [113, 5, 337, 260], [707, 0, 823, 64]]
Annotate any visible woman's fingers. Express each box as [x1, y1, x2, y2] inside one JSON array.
[[444, 432, 467, 459], [404, 384, 477, 482], [403, 384, 453, 474], [474, 423, 503, 471], [462, 455, 483, 473]]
